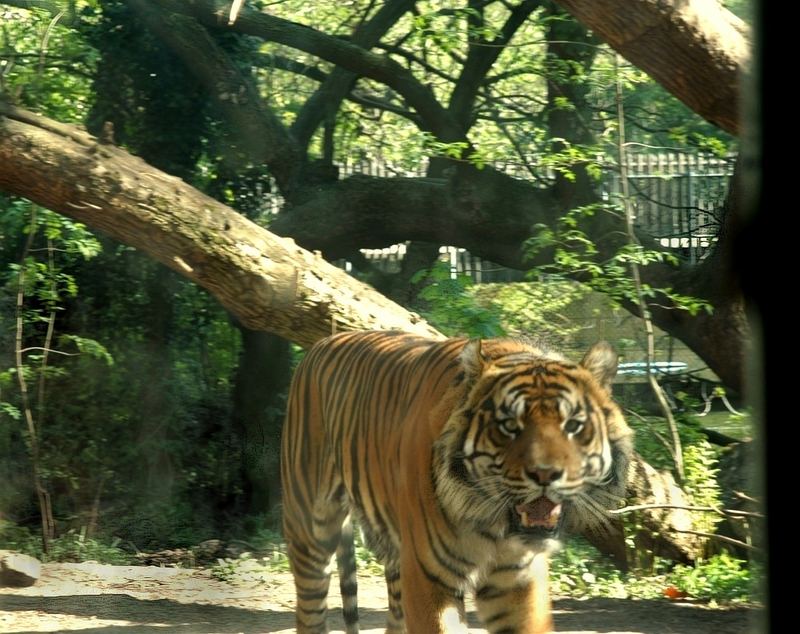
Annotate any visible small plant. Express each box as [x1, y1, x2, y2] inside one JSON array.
[[667, 553, 754, 603], [550, 539, 665, 600], [0, 521, 133, 564], [0, 520, 41, 558], [45, 530, 134, 564], [354, 530, 384, 575], [211, 551, 289, 583], [470, 280, 587, 344], [210, 526, 292, 580]]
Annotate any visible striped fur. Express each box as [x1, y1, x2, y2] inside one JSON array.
[[281, 331, 633, 634]]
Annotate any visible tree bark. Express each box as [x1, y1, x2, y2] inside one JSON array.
[[231, 328, 289, 514], [554, 0, 750, 136], [0, 104, 442, 348]]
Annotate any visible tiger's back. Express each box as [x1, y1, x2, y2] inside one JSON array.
[[281, 330, 632, 634]]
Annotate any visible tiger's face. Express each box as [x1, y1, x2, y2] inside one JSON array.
[[435, 340, 632, 542]]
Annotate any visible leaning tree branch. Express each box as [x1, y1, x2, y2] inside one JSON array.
[[554, 0, 750, 135], [0, 103, 442, 347], [0, 101, 748, 391]]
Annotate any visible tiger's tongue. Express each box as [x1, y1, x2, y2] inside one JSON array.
[[516, 498, 561, 529]]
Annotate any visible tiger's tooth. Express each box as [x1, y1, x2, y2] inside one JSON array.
[[521, 511, 529, 526]]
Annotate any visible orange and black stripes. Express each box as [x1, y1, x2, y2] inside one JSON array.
[[281, 331, 633, 633]]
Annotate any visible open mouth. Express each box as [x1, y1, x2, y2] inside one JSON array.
[[510, 497, 563, 537]]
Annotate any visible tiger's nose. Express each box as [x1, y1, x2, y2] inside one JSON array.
[[525, 467, 563, 485]]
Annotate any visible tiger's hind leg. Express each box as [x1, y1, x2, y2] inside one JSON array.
[[384, 562, 405, 633], [283, 480, 351, 634]]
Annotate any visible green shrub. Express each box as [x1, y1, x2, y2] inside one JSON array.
[[668, 553, 753, 603], [45, 530, 134, 564], [551, 539, 757, 604], [0, 521, 133, 564], [0, 520, 41, 558]]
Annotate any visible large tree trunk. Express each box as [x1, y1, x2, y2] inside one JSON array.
[[231, 328, 290, 515], [0, 105, 442, 348]]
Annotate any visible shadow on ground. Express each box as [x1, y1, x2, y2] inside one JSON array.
[[0, 592, 760, 634]]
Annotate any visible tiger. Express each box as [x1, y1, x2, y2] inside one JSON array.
[[280, 330, 633, 634]]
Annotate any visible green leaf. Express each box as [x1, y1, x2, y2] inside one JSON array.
[[58, 335, 115, 366]]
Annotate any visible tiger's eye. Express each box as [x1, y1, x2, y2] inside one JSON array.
[[564, 419, 584, 435], [498, 418, 520, 438]]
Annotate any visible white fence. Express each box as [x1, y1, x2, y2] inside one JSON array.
[[611, 152, 734, 265]]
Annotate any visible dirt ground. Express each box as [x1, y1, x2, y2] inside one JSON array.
[[0, 562, 763, 633]]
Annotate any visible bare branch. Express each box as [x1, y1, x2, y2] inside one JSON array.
[[250, 53, 419, 122], [291, 0, 416, 149], [611, 503, 763, 520], [672, 528, 759, 552], [153, 0, 465, 142], [449, 0, 541, 127]]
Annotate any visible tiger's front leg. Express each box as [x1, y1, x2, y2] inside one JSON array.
[[399, 554, 470, 634], [475, 550, 553, 634]]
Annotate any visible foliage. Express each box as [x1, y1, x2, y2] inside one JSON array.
[[1, 204, 243, 549], [0, 201, 109, 548], [211, 552, 288, 582], [207, 532, 758, 605], [0, 4, 97, 121], [211, 525, 384, 582], [628, 410, 708, 471], [44, 530, 134, 564], [211, 528, 292, 581], [669, 553, 755, 603], [0, 520, 133, 564], [681, 440, 723, 534], [470, 279, 587, 345], [622, 408, 734, 572], [412, 263, 590, 342], [551, 539, 755, 604], [81, 0, 212, 177], [2, 4, 248, 548], [0, 520, 42, 558], [526, 203, 712, 316], [551, 538, 662, 599], [353, 532, 385, 576], [411, 262, 505, 338], [0, 0, 743, 559]]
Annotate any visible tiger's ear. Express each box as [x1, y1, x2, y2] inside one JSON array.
[[580, 341, 618, 390], [460, 338, 485, 382]]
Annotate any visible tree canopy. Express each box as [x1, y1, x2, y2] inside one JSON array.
[[0, 0, 752, 391]]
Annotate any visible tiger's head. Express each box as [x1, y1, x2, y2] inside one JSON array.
[[434, 339, 633, 543]]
